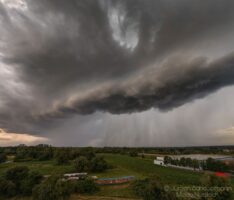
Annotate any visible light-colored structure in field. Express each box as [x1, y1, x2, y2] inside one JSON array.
[[154, 156, 165, 166], [63, 172, 87, 180]]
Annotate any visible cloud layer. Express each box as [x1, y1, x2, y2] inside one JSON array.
[[0, 128, 48, 146], [1, 0, 234, 143]]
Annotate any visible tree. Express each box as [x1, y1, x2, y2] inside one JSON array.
[[129, 150, 138, 157], [33, 175, 72, 200], [205, 158, 229, 172], [179, 157, 186, 166], [0, 153, 7, 163], [0, 178, 16, 197], [164, 156, 172, 165], [185, 158, 193, 167], [72, 179, 99, 194], [79, 148, 95, 160], [89, 157, 108, 172], [38, 147, 53, 161], [4, 166, 42, 196], [74, 156, 89, 172], [5, 166, 29, 186], [20, 171, 43, 195], [192, 159, 200, 170], [55, 149, 70, 165]]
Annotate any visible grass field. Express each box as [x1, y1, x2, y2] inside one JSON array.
[[0, 160, 74, 177], [97, 154, 202, 185], [1, 154, 234, 199]]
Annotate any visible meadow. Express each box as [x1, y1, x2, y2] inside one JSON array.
[[1, 153, 222, 199]]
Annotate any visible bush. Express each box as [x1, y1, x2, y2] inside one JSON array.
[[74, 156, 108, 173], [55, 149, 70, 165], [200, 174, 232, 200], [0, 178, 16, 197], [0, 153, 7, 163], [71, 179, 99, 194], [89, 157, 108, 172], [203, 158, 229, 172], [4, 166, 42, 196], [5, 166, 29, 186], [20, 171, 43, 195], [132, 178, 177, 200], [33, 175, 72, 200], [129, 150, 138, 157], [74, 156, 89, 172]]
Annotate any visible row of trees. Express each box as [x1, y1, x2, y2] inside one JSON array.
[[14, 145, 54, 162], [164, 156, 200, 169], [1, 145, 233, 160], [12, 145, 100, 164], [94, 146, 234, 155], [164, 156, 232, 172]]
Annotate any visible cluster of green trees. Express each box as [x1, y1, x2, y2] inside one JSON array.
[[129, 150, 138, 157], [2, 145, 98, 163], [164, 156, 200, 169], [132, 174, 232, 200], [0, 166, 42, 197], [201, 158, 231, 172], [4, 145, 108, 173], [14, 145, 54, 162], [53, 148, 108, 172], [164, 156, 232, 172], [74, 156, 108, 172], [54, 147, 96, 165], [33, 176, 98, 200], [0, 166, 99, 200]]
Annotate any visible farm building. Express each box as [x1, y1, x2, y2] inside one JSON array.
[[154, 156, 165, 166], [63, 172, 87, 180], [96, 176, 135, 185]]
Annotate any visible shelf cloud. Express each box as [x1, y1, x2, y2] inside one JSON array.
[[1, 0, 234, 145]]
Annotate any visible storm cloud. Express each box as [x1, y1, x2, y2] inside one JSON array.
[[1, 0, 234, 143]]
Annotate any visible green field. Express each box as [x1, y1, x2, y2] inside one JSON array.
[[1, 154, 233, 199], [0, 160, 74, 177]]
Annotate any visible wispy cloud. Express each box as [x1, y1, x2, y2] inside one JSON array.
[[0, 128, 48, 146], [216, 126, 234, 135]]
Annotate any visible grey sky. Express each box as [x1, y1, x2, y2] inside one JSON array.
[[0, 0, 234, 146]]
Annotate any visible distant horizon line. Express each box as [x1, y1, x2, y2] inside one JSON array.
[[1, 144, 234, 148]]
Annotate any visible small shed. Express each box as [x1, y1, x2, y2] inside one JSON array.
[[63, 172, 88, 180], [154, 156, 165, 166]]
